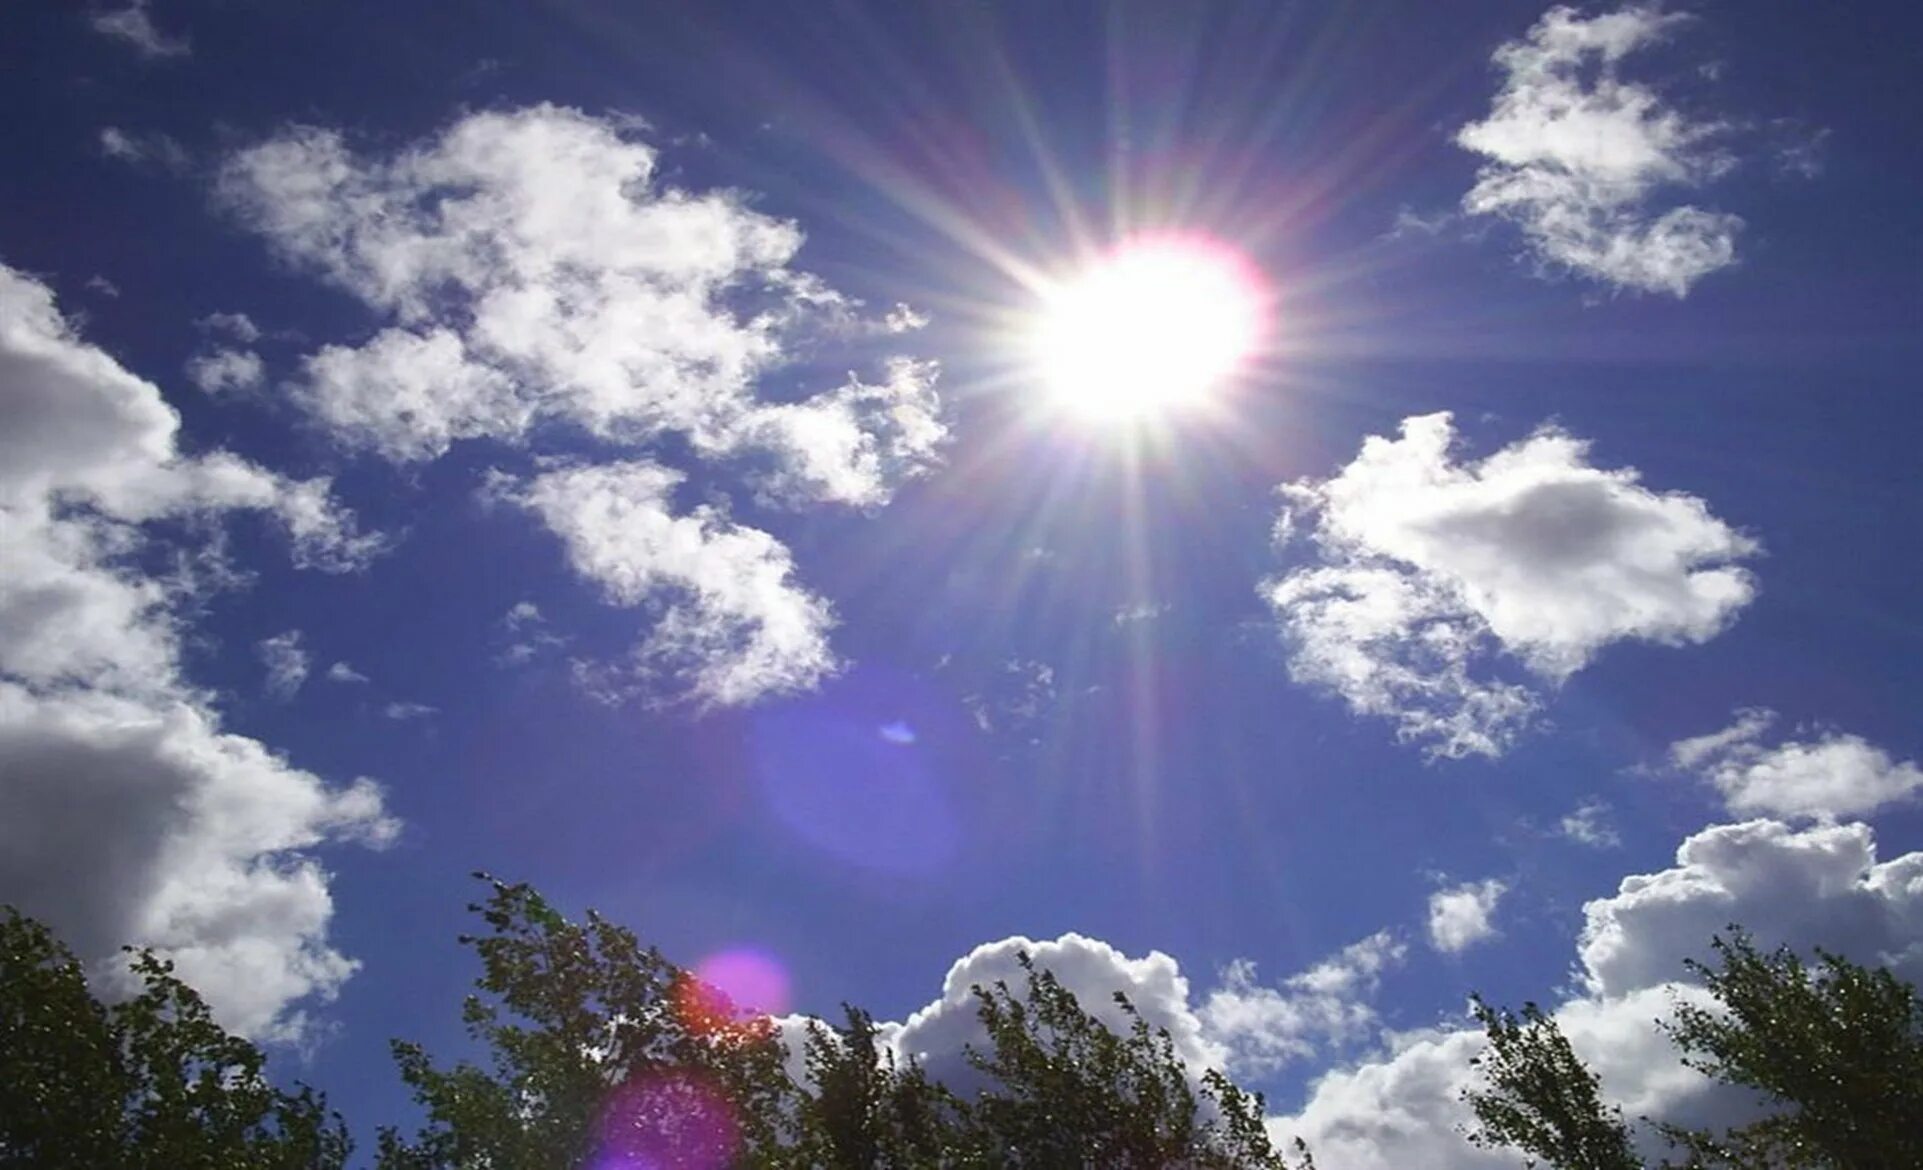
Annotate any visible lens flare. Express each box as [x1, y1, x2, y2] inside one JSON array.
[[1028, 234, 1268, 426], [591, 1069, 739, 1170], [693, 948, 790, 1018]]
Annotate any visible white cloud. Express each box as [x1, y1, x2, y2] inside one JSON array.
[[218, 104, 944, 489], [883, 302, 930, 333], [1200, 932, 1406, 1077], [99, 126, 191, 172], [382, 701, 437, 721], [196, 311, 262, 344], [498, 461, 837, 708], [496, 600, 567, 666], [0, 261, 390, 1040], [1456, 4, 1742, 295], [186, 347, 264, 395], [325, 661, 368, 684], [89, 1, 190, 60], [257, 630, 309, 700], [1427, 879, 1507, 954], [888, 932, 1226, 1096], [1671, 709, 1923, 820], [712, 357, 945, 509], [1272, 818, 1923, 1168], [1558, 798, 1622, 848], [1577, 818, 1923, 998], [1263, 413, 1756, 757], [776, 930, 1402, 1104], [218, 105, 944, 705]]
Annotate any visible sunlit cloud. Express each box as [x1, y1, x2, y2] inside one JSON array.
[[1265, 412, 1757, 757]]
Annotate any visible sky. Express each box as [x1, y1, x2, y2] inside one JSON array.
[[1, 0, 1920, 1164]]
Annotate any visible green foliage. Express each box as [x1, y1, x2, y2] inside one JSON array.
[[375, 874, 792, 1170], [0, 905, 350, 1170], [1463, 996, 1640, 1170], [955, 954, 1300, 1168], [381, 876, 1310, 1169], [1465, 928, 1923, 1170], [1658, 929, 1923, 1170]]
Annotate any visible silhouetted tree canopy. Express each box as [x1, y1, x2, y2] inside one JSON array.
[[9, 883, 1922, 1170], [0, 905, 350, 1170], [1465, 928, 1923, 1170]]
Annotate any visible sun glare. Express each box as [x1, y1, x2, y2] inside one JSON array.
[[1029, 236, 1267, 427]]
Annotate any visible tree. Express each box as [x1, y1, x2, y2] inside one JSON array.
[[1658, 930, 1923, 1169], [0, 905, 350, 1170], [375, 875, 793, 1170], [380, 875, 1313, 1169], [1463, 996, 1640, 1170], [1464, 928, 1923, 1170], [954, 954, 1303, 1169]]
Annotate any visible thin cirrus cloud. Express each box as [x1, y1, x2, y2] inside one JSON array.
[[1264, 412, 1757, 758], [88, 0, 191, 60], [1672, 708, 1923, 820], [0, 261, 393, 1042], [1275, 815, 1923, 1169], [257, 630, 310, 700], [217, 104, 946, 706], [1456, 3, 1744, 296]]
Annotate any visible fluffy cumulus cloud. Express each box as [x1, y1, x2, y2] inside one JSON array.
[[889, 933, 1226, 1095], [1273, 818, 1923, 1168], [780, 931, 1400, 1099], [1426, 879, 1506, 954], [1264, 413, 1756, 757], [496, 462, 836, 708], [1457, 4, 1742, 295], [0, 261, 392, 1040], [1199, 932, 1407, 1078], [218, 104, 944, 705], [1671, 709, 1923, 820]]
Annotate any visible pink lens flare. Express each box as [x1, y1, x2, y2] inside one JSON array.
[[590, 1068, 740, 1170], [693, 947, 791, 1018]]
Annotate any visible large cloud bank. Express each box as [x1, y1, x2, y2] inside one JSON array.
[[0, 262, 394, 1041]]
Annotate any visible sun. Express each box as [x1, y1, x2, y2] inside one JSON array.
[[1028, 235, 1268, 427]]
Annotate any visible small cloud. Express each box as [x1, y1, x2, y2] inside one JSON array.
[[325, 661, 369, 685], [85, 275, 121, 298], [196, 311, 262, 344], [98, 126, 191, 172], [89, 1, 191, 59], [257, 630, 310, 701], [495, 600, 568, 666], [1263, 413, 1756, 758], [1384, 207, 1457, 241], [1111, 601, 1171, 627], [1671, 709, 1923, 820], [186, 348, 264, 395], [883, 302, 930, 333], [1557, 798, 1621, 849], [1427, 878, 1506, 954], [383, 701, 438, 721], [1455, 5, 1745, 296], [878, 721, 916, 745]]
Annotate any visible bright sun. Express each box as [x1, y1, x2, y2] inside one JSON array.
[[1029, 235, 1267, 426]]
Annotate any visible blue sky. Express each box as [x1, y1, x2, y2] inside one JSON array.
[[2, 1, 1920, 1164]]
